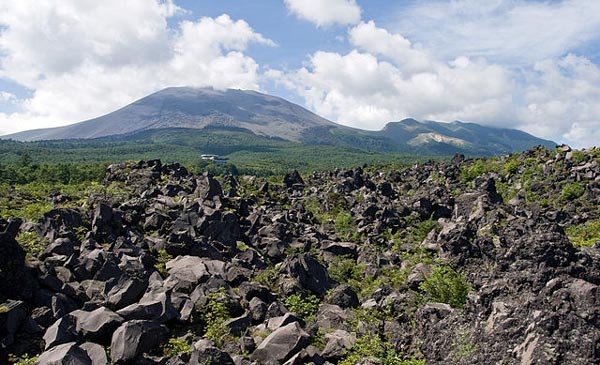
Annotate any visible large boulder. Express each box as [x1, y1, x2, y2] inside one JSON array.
[[43, 316, 79, 350], [0, 219, 34, 301], [105, 274, 147, 309], [36, 342, 91, 365], [110, 320, 168, 363], [252, 322, 310, 365], [71, 307, 124, 345], [280, 255, 335, 296], [117, 290, 178, 323], [188, 339, 234, 365], [164, 256, 226, 293]]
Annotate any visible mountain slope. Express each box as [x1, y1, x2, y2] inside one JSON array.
[[369, 119, 556, 155], [1, 87, 555, 156], [4, 87, 337, 142]]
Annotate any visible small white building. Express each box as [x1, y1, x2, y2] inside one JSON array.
[[201, 154, 229, 165]]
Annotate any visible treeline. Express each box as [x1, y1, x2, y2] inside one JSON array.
[[0, 154, 107, 185]]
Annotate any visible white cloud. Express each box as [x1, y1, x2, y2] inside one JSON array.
[[0, 92, 16, 103], [0, 1, 273, 134], [348, 21, 431, 74], [518, 54, 600, 148], [284, 0, 361, 27], [272, 22, 515, 130], [391, 0, 600, 65], [271, 19, 600, 148]]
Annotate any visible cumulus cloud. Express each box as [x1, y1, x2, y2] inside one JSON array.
[[272, 21, 515, 130], [271, 18, 600, 148], [0, 0, 273, 134], [518, 54, 600, 148], [391, 0, 600, 65], [284, 0, 361, 27]]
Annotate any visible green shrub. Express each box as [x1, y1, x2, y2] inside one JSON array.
[[253, 265, 279, 291], [334, 211, 354, 239], [571, 150, 586, 164], [419, 265, 470, 309], [501, 157, 520, 176], [339, 335, 425, 365], [284, 293, 320, 321], [197, 287, 232, 346], [328, 256, 365, 295], [566, 220, 600, 247], [16, 231, 45, 257], [451, 334, 478, 361], [560, 182, 585, 201], [161, 337, 191, 357], [460, 159, 493, 182]]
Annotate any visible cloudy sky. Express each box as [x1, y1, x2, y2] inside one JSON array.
[[1, 0, 600, 147]]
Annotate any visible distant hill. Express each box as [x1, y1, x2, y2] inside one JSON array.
[[1, 87, 555, 156]]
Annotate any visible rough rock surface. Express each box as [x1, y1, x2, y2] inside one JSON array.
[[2, 147, 600, 364]]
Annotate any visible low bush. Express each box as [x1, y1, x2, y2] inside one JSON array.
[[566, 220, 600, 247], [284, 293, 320, 321], [419, 265, 470, 309], [560, 182, 585, 201]]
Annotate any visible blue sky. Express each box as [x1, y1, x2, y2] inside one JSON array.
[[1, 0, 600, 147]]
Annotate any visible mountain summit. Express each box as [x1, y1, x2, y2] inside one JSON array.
[[4, 87, 336, 142]]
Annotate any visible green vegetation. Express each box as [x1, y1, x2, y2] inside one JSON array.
[[334, 211, 355, 239], [253, 265, 279, 291], [403, 219, 440, 246], [16, 231, 46, 257], [196, 287, 232, 347], [284, 293, 321, 321], [451, 333, 479, 361], [0, 130, 429, 177], [10, 354, 39, 365], [161, 336, 191, 357], [571, 150, 586, 164], [339, 335, 425, 365], [154, 249, 173, 277], [566, 220, 600, 247], [460, 159, 492, 182], [419, 265, 471, 309], [560, 182, 585, 202]]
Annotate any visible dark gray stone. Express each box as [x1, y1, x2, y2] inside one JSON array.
[[36, 342, 92, 365], [110, 320, 168, 363], [252, 322, 310, 365], [71, 307, 124, 345]]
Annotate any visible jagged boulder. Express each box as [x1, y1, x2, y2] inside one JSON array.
[[36, 342, 92, 365], [110, 320, 168, 363], [252, 322, 310, 365], [189, 339, 234, 365]]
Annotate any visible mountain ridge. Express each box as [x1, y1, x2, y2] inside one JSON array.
[[1, 87, 555, 156]]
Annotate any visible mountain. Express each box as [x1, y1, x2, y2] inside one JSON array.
[[4, 87, 337, 142], [1, 87, 555, 156], [370, 118, 556, 155]]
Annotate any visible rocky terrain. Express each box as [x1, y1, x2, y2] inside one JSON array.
[[2, 145, 600, 364]]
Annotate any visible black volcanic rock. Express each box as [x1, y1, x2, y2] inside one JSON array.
[[3, 146, 600, 364]]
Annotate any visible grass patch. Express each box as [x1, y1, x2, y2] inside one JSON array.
[[566, 220, 600, 247]]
